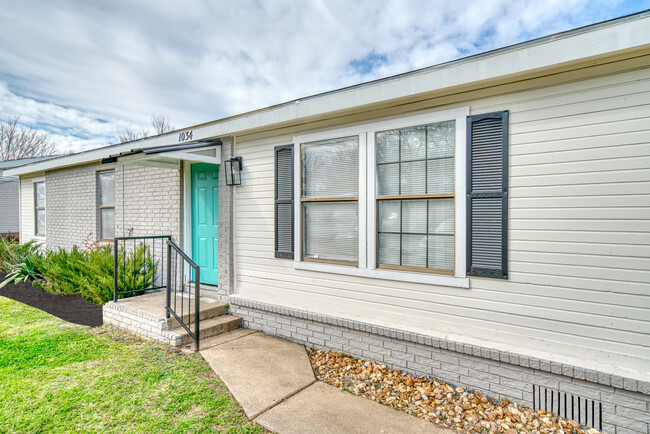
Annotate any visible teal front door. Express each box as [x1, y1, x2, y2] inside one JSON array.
[[191, 163, 219, 285]]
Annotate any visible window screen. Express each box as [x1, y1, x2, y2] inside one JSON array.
[[301, 136, 358, 263], [376, 120, 455, 272]]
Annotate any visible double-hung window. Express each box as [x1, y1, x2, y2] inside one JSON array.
[[376, 121, 455, 274], [34, 181, 46, 236], [286, 107, 481, 287], [98, 171, 115, 240], [301, 136, 358, 264]]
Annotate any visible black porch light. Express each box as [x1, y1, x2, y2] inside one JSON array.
[[225, 157, 243, 186]]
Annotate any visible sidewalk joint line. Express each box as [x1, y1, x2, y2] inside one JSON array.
[[250, 379, 318, 420]]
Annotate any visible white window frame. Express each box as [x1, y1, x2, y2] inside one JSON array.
[[33, 177, 46, 238], [98, 170, 115, 241], [293, 106, 469, 288]]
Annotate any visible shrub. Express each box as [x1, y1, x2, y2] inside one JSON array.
[[34, 246, 114, 304], [36, 244, 157, 304], [114, 243, 158, 298], [1, 239, 158, 305]]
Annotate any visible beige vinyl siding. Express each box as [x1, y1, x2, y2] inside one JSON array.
[[19, 175, 44, 247], [233, 64, 650, 374]]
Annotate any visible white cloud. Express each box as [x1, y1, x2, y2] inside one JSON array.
[[0, 0, 647, 153]]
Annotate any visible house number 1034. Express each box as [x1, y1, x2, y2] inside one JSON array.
[[179, 130, 193, 142]]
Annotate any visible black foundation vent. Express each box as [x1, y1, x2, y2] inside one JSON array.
[[532, 385, 602, 431]]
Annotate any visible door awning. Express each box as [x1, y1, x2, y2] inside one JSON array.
[[101, 139, 222, 170]]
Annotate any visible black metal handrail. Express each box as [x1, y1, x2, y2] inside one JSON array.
[[166, 239, 200, 350], [113, 235, 171, 301]]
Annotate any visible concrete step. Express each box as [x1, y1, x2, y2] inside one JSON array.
[[173, 314, 242, 346], [168, 302, 228, 328], [198, 328, 258, 351]]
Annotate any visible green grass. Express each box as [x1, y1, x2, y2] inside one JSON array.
[[0, 296, 262, 433]]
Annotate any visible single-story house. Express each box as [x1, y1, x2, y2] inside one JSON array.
[[0, 156, 59, 239], [6, 11, 650, 433]]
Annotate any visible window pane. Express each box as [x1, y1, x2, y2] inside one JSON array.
[[375, 120, 456, 274], [377, 163, 399, 196], [428, 235, 454, 270], [377, 233, 400, 266], [427, 158, 454, 194], [36, 209, 46, 235], [101, 208, 115, 240], [99, 172, 115, 206], [427, 121, 455, 158], [377, 201, 400, 233], [400, 126, 426, 161], [303, 202, 357, 262], [302, 137, 358, 198], [376, 130, 399, 164], [35, 182, 45, 206], [402, 234, 427, 268], [400, 161, 426, 194], [401, 200, 426, 234], [429, 199, 454, 235]]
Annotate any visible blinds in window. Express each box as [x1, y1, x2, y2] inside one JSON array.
[[301, 136, 358, 264], [467, 111, 508, 279], [301, 137, 358, 198], [376, 120, 455, 273], [275, 145, 294, 259]]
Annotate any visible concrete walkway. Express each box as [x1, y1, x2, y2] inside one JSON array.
[[201, 330, 450, 433]]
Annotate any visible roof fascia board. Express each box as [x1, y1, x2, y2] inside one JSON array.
[[7, 15, 649, 177], [4, 141, 139, 176]]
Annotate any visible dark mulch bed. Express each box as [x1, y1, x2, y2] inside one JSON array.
[[0, 273, 103, 327]]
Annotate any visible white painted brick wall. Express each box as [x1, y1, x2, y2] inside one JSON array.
[[217, 139, 233, 300], [45, 162, 183, 249], [103, 301, 181, 346], [230, 299, 650, 434]]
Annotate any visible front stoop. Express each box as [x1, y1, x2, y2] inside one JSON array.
[[102, 292, 242, 348]]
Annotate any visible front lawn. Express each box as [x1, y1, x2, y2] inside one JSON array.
[[0, 296, 261, 433]]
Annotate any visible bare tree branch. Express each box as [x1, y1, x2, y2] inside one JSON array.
[[116, 123, 150, 143], [0, 116, 57, 161], [150, 114, 175, 135], [116, 114, 175, 143]]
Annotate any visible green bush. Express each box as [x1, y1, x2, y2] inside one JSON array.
[[34, 245, 115, 304], [0, 240, 158, 305]]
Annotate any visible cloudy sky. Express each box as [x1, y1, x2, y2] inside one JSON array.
[[1, 0, 648, 154]]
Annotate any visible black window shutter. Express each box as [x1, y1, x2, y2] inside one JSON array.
[[467, 111, 508, 279], [275, 145, 294, 259]]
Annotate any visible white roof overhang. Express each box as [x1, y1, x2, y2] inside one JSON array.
[[105, 143, 222, 170], [6, 11, 649, 177]]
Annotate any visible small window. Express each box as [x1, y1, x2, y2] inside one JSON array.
[[99, 171, 115, 240], [376, 120, 455, 274], [301, 136, 358, 264], [34, 181, 46, 236]]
